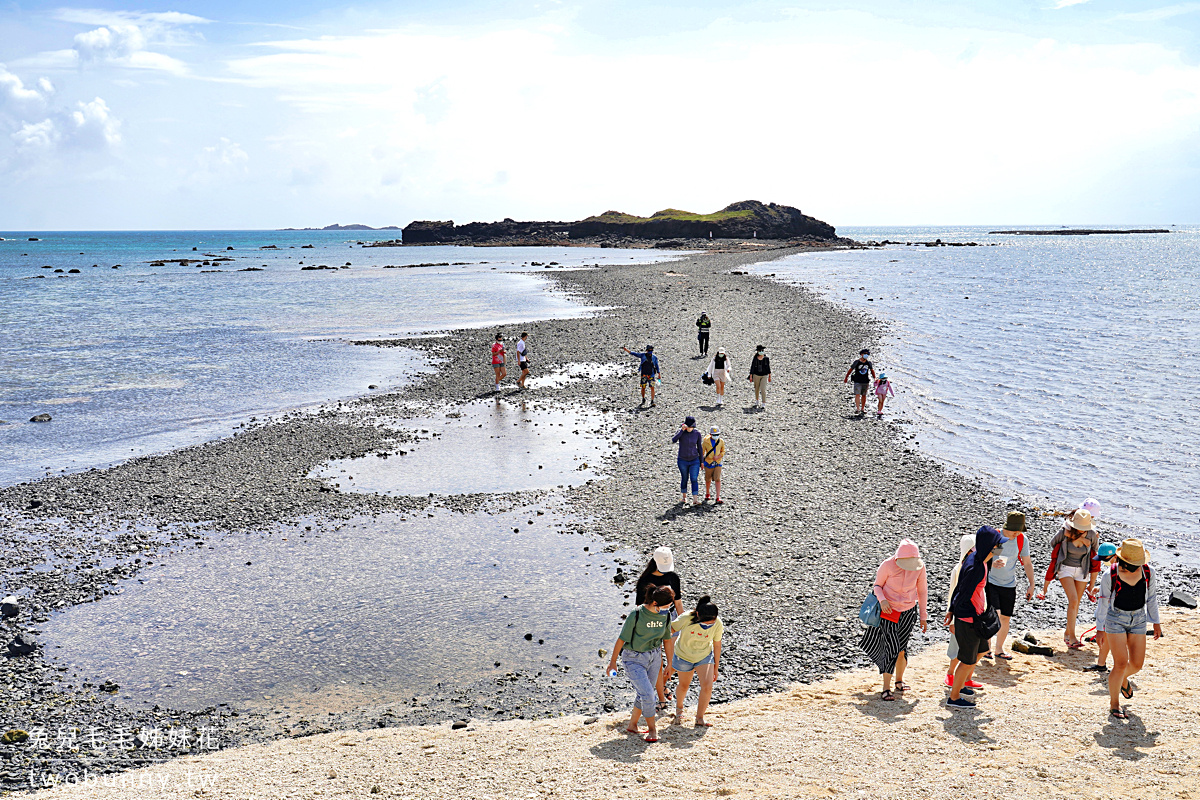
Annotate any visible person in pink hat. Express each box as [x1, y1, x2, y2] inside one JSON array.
[[858, 539, 929, 700]]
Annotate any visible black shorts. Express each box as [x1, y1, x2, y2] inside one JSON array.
[[519, 358, 529, 369], [953, 617, 992, 665], [985, 583, 1017, 617]]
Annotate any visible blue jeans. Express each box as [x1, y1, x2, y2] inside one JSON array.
[[621, 647, 662, 716], [678, 458, 700, 495]]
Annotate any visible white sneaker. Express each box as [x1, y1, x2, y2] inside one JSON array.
[[495, 384, 501, 391], [717, 398, 723, 406]]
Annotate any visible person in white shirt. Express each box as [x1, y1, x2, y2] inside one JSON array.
[[516, 332, 530, 390]]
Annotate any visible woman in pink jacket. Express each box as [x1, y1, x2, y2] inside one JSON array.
[[858, 539, 929, 700]]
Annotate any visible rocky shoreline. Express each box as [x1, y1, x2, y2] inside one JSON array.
[[3, 245, 1197, 792]]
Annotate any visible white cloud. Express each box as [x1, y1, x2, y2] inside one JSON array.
[[1054, 0, 1092, 7], [12, 97, 121, 157], [0, 64, 48, 117], [198, 137, 249, 172], [1113, 4, 1200, 22], [32, 8, 212, 75]]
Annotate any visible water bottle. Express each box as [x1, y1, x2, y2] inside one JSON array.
[[608, 668, 619, 677]]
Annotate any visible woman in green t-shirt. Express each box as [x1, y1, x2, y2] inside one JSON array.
[[670, 595, 723, 727], [605, 585, 676, 743]]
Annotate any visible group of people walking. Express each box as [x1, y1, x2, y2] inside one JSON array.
[[606, 546, 722, 742], [860, 502, 1163, 720]]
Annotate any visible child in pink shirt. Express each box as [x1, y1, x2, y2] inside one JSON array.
[[874, 372, 894, 417]]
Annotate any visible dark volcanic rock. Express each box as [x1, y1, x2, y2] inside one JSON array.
[[0, 595, 18, 618], [29, 413, 51, 423], [569, 200, 837, 241], [400, 218, 572, 245]]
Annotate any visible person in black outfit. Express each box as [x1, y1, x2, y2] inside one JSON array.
[[748, 345, 771, 408], [635, 546, 685, 709], [842, 348, 875, 415], [696, 313, 711, 355]]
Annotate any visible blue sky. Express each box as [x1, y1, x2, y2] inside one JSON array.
[[2, 0, 1199, 229]]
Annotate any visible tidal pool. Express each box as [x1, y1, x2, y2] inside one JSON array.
[[41, 506, 632, 714], [312, 399, 618, 496]]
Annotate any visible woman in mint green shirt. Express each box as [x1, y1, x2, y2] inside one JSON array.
[[605, 585, 676, 743]]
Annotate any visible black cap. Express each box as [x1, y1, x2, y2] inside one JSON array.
[[684, 416, 696, 427]]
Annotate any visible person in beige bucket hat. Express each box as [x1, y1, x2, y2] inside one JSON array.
[[1042, 508, 1100, 648], [1097, 538, 1162, 720]]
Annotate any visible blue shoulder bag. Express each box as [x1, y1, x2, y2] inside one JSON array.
[[859, 592, 882, 627]]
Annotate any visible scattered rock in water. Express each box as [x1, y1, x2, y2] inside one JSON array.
[[68, 268, 81, 273], [1169, 589, 1197, 609], [368, 385, 378, 390], [1, 595, 19, 618], [7, 634, 37, 656], [29, 413, 52, 423]]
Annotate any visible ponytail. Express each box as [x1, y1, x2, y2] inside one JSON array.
[[688, 594, 719, 625]]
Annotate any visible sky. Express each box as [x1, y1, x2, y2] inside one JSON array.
[[1, 0, 1199, 229]]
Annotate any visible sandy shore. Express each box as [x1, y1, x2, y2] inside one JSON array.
[[32, 609, 1199, 799]]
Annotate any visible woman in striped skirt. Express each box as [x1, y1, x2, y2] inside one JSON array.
[[858, 539, 929, 700]]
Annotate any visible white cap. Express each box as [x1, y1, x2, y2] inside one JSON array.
[[652, 546, 674, 573], [1081, 497, 1102, 520]]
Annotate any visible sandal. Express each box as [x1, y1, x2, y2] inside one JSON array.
[[894, 681, 910, 692], [1109, 708, 1127, 720], [1067, 641, 1084, 650], [995, 652, 1013, 660], [643, 734, 659, 743], [881, 689, 896, 701], [1121, 681, 1134, 699], [656, 700, 669, 712]]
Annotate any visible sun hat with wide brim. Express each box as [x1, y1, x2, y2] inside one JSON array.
[[1068, 509, 1095, 531], [1116, 538, 1148, 567]]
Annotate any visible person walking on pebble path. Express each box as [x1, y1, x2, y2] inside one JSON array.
[[515, 331, 530, 390], [672, 416, 703, 506], [606, 584, 676, 743], [873, 371, 894, 417], [843, 348, 875, 416], [701, 425, 725, 504], [859, 539, 928, 701], [490, 332, 507, 392], [1099, 539, 1162, 720], [944, 533, 985, 693], [1085, 542, 1120, 674], [984, 511, 1042, 661], [748, 345, 771, 408], [696, 312, 711, 356], [947, 525, 1003, 709], [706, 347, 731, 406], [623, 344, 660, 407], [635, 547, 685, 708], [671, 594, 723, 727]]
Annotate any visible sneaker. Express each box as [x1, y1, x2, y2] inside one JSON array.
[[965, 679, 983, 689], [715, 498, 723, 505], [960, 687, 975, 696], [1083, 664, 1109, 673], [946, 697, 976, 710]]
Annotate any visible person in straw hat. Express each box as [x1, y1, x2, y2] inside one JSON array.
[[859, 539, 928, 700], [1042, 508, 1099, 648], [1098, 538, 1162, 720]]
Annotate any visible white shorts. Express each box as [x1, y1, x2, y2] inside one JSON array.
[[1057, 564, 1087, 582]]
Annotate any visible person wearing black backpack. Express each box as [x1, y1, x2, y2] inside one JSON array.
[[945, 525, 1003, 710], [1098, 539, 1163, 720]]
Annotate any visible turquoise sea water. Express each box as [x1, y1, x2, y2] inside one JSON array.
[[0, 231, 666, 486], [757, 226, 1200, 549]]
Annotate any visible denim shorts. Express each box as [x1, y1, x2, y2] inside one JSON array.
[[672, 651, 715, 671], [1104, 607, 1149, 635]]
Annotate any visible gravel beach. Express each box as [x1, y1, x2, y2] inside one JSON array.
[[3, 243, 1197, 791]]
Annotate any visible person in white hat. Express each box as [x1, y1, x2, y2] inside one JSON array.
[[635, 547, 684, 709], [1042, 508, 1099, 648], [1098, 538, 1162, 720]]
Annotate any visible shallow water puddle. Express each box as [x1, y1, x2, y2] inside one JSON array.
[[526, 362, 630, 390], [312, 399, 618, 496], [41, 506, 631, 714]]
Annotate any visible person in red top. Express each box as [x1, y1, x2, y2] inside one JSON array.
[[490, 332, 507, 392]]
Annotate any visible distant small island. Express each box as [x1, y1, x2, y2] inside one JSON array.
[[989, 228, 1170, 235], [278, 223, 400, 231], [377, 200, 840, 247]]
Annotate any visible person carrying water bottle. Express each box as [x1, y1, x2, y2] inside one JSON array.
[[623, 344, 660, 407], [606, 585, 676, 743]]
